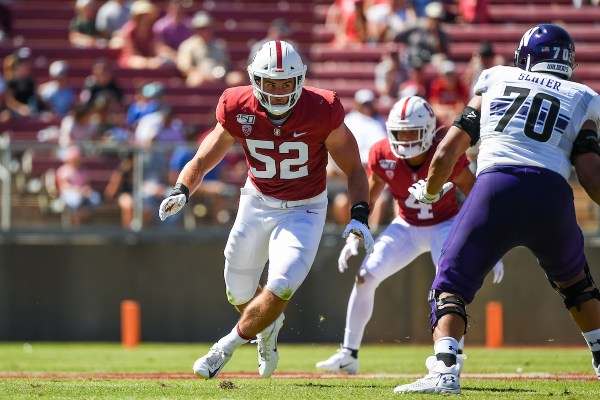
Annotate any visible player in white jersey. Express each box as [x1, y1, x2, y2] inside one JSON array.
[[396, 24, 600, 394], [315, 96, 504, 375]]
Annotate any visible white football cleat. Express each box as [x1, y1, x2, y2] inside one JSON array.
[[393, 356, 460, 394], [593, 359, 600, 380], [192, 343, 232, 379], [256, 313, 285, 378], [315, 347, 359, 374]]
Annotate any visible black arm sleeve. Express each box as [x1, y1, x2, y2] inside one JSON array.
[[570, 129, 600, 164], [453, 106, 481, 146]]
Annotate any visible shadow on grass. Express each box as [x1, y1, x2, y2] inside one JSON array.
[[293, 382, 336, 388], [464, 386, 533, 394]]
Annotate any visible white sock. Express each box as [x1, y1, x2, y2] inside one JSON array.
[[582, 328, 600, 352], [343, 277, 378, 350], [458, 336, 465, 353], [434, 336, 459, 357], [217, 324, 250, 354]]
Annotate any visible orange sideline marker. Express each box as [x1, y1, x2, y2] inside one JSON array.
[[121, 300, 141, 348], [486, 301, 503, 348]]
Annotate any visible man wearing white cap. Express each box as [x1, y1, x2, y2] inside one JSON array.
[[177, 11, 244, 87]]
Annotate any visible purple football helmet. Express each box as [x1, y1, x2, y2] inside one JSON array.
[[514, 24, 575, 79]]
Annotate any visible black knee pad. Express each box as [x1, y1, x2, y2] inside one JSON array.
[[550, 265, 600, 311], [428, 291, 468, 334]]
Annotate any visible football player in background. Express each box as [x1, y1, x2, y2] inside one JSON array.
[[315, 96, 504, 375], [396, 24, 600, 394], [158, 40, 374, 379]]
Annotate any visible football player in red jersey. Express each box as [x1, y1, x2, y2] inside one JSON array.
[[316, 96, 504, 374], [158, 40, 374, 379]]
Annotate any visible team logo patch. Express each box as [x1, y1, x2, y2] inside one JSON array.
[[379, 159, 397, 170], [274, 128, 281, 136], [242, 125, 252, 136], [236, 114, 255, 124], [386, 170, 394, 180]]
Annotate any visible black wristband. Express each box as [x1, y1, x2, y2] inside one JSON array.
[[171, 182, 190, 203], [350, 201, 370, 227]]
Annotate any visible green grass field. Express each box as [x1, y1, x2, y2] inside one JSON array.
[[0, 342, 598, 399]]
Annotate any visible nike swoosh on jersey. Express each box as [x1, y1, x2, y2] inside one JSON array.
[[292, 132, 307, 138]]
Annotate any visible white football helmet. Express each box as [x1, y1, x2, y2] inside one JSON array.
[[247, 40, 307, 116], [386, 96, 436, 159]]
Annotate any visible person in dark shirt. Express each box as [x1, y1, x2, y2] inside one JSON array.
[[80, 58, 123, 110], [4, 47, 45, 118]]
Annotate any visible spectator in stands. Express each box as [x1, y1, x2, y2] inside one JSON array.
[[80, 58, 123, 110], [38, 61, 77, 118], [177, 11, 244, 88], [135, 105, 185, 144], [460, 41, 505, 95], [366, 0, 416, 43], [394, 1, 450, 66], [573, 0, 599, 8], [168, 124, 237, 224], [398, 55, 428, 98], [0, 70, 5, 121], [407, 0, 434, 18], [56, 145, 101, 226], [59, 103, 99, 147], [104, 150, 134, 229], [153, 0, 193, 66], [326, 0, 368, 47], [328, 89, 390, 228], [428, 59, 469, 129], [248, 19, 298, 64], [457, 0, 490, 24], [93, 94, 130, 142], [4, 47, 46, 119], [114, 0, 166, 69], [0, 0, 13, 42], [375, 44, 407, 106], [134, 109, 174, 227], [126, 81, 164, 128], [69, 0, 104, 48], [96, 0, 131, 39]]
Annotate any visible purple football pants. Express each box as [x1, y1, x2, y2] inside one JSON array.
[[431, 165, 587, 307]]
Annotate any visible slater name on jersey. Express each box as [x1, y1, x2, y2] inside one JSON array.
[[518, 73, 561, 91]]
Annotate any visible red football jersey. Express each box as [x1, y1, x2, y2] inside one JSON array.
[[217, 85, 345, 200], [368, 138, 470, 226]]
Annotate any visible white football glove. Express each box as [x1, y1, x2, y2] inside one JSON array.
[[158, 193, 187, 221], [408, 179, 454, 204], [338, 235, 360, 273], [492, 259, 504, 284], [342, 219, 375, 255]]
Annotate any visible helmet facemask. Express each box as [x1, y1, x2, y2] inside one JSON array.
[[248, 40, 307, 116], [388, 128, 434, 159]]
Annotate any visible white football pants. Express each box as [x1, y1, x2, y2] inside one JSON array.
[[224, 185, 327, 305], [343, 216, 455, 349]]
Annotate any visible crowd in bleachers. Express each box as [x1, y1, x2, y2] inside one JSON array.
[[0, 0, 598, 231]]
